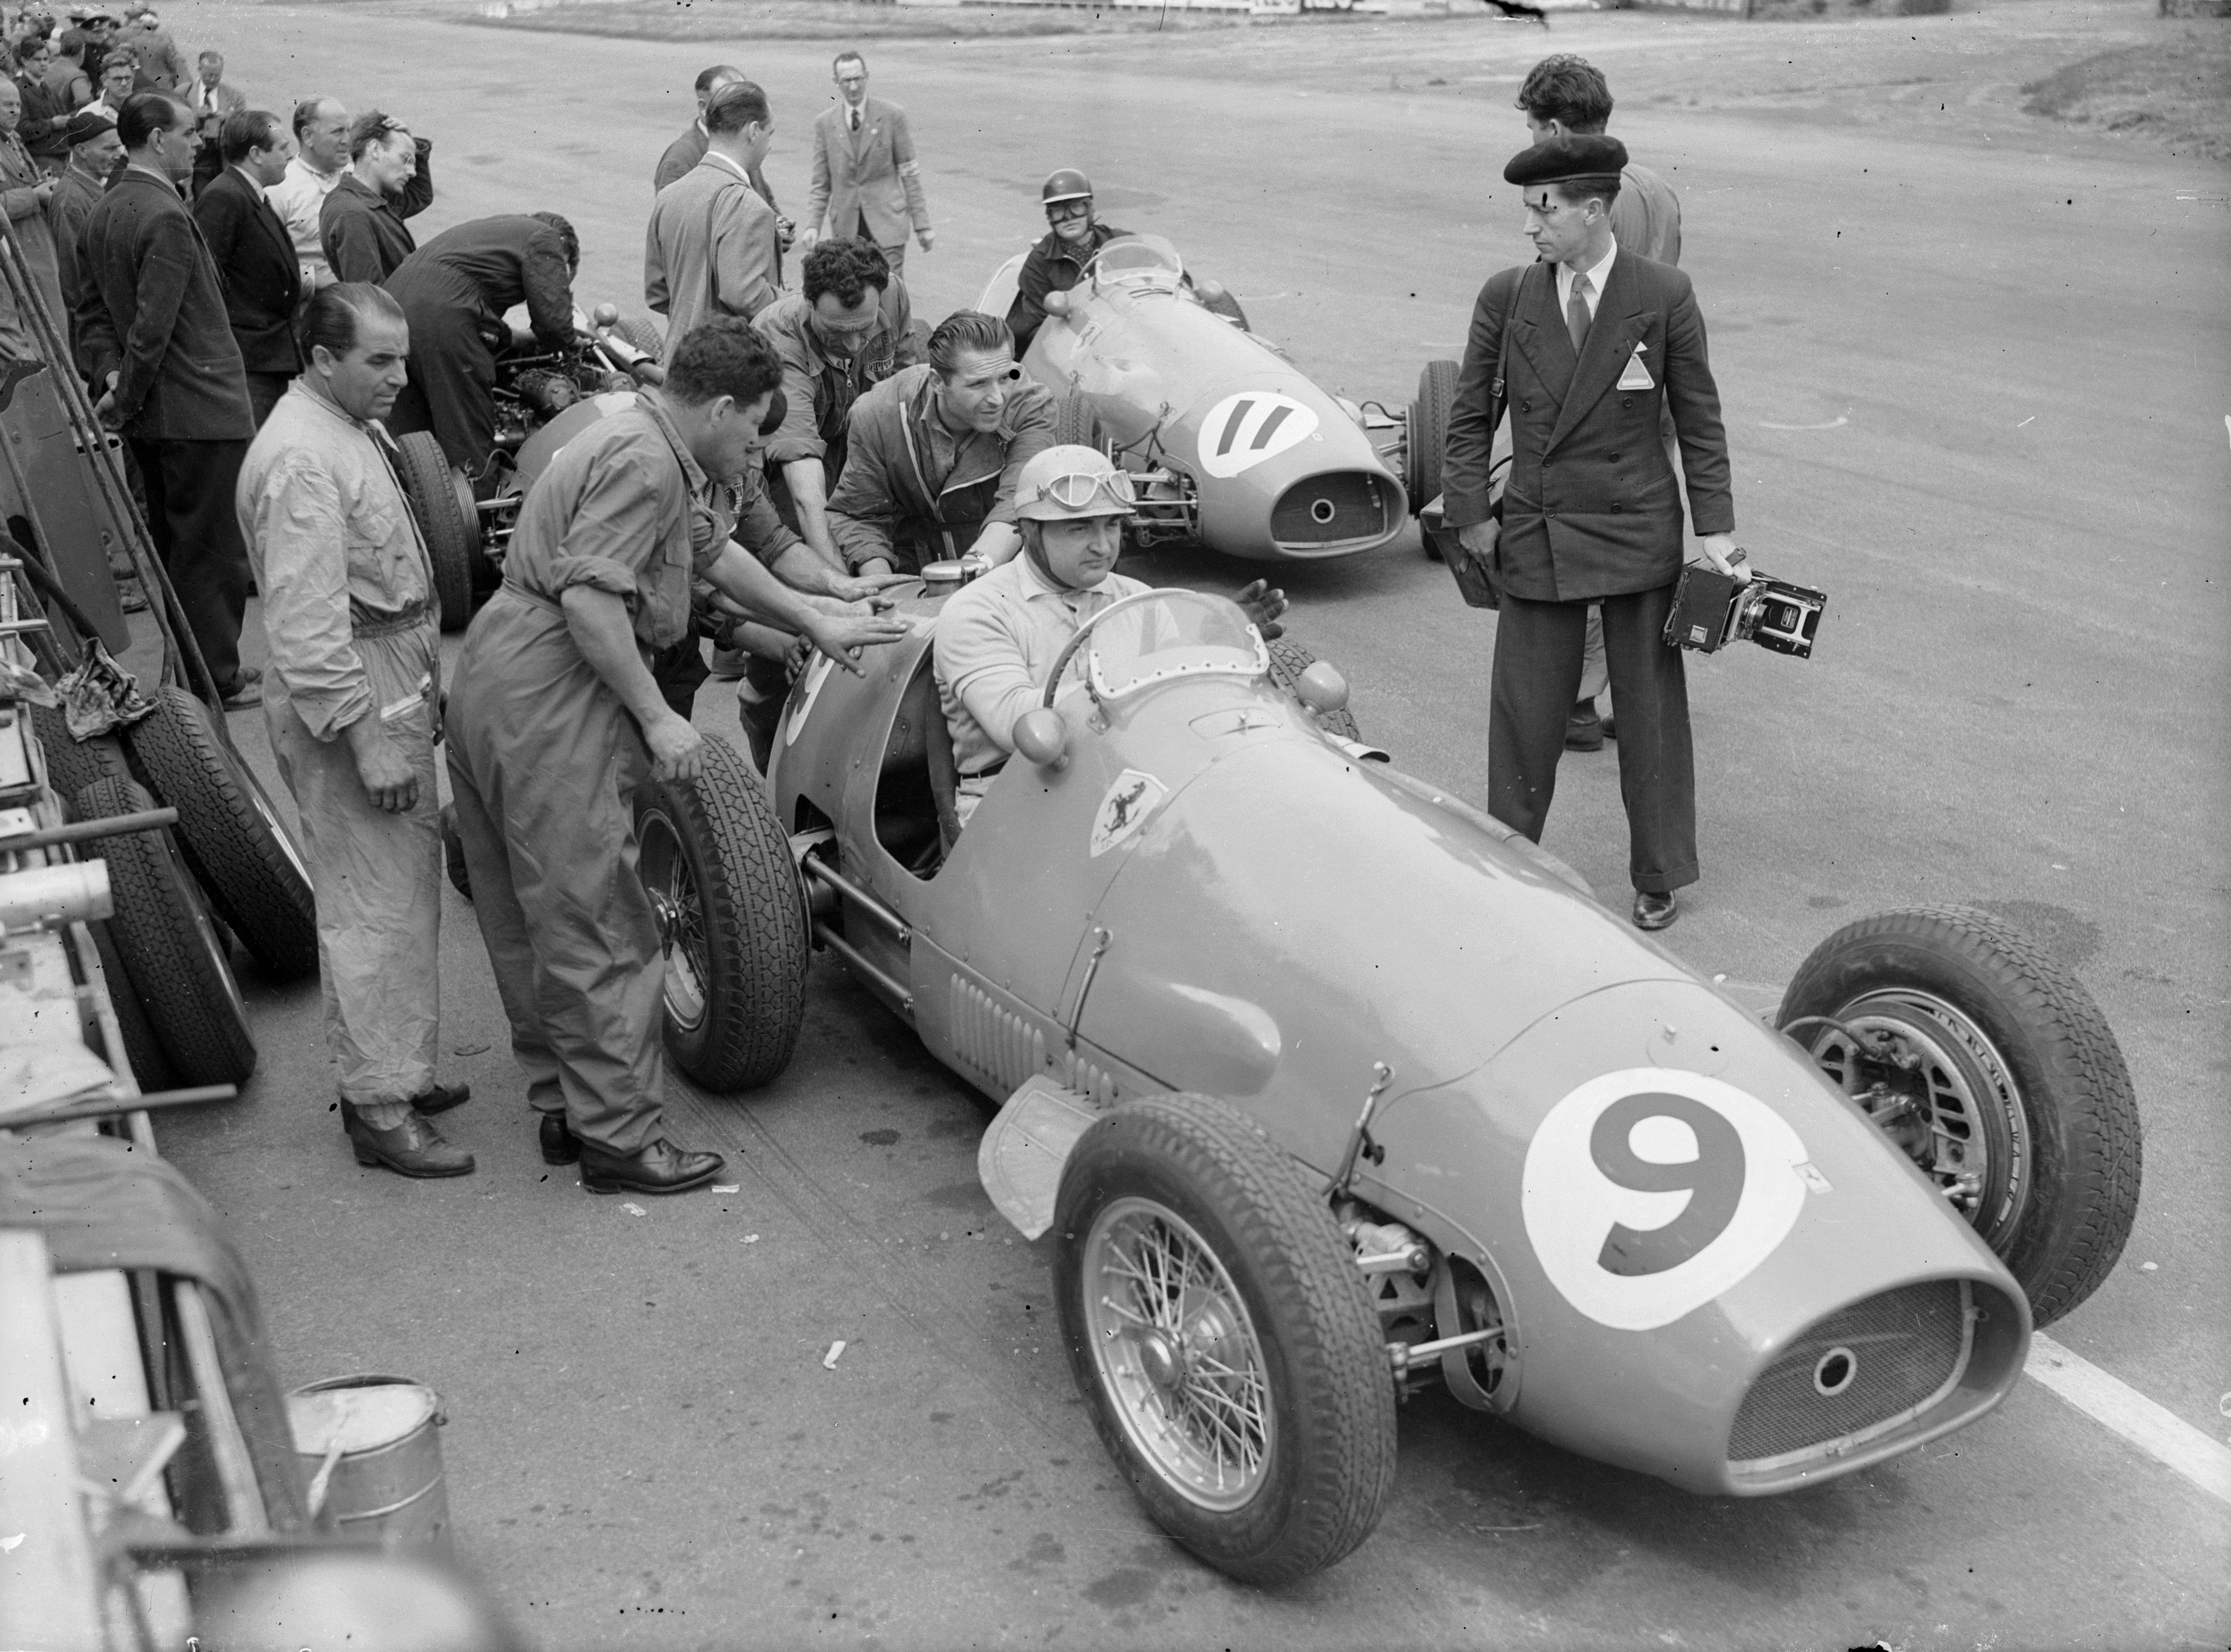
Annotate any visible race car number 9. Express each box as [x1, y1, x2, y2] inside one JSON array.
[[1521, 1069, 1810, 1331]]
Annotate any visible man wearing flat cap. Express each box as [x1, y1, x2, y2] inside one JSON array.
[[1441, 134, 1743, 933]]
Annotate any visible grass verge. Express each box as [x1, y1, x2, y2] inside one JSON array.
[[2020, 26, 2231, 160]]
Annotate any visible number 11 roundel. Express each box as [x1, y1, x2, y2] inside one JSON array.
[[1521, 1070, 1811, 1331]]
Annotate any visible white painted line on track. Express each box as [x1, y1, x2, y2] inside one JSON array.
[[2026, 1334, 2231, 1509]]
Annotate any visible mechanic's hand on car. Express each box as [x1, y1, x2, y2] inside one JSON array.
[[824, 570, 914, 607], [803, 610, 912, 677], [1699, 533, 1751, 585], [1233, 578, 1288, 642], [643, 708, 705, 784]]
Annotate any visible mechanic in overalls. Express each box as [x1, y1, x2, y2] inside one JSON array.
[[934, 445, 1286, 829], [826, 309, 1054, 578], [1005, 169, 1128, 357], [237, 283, 472, 1177], [444, 318, 908, 1196]]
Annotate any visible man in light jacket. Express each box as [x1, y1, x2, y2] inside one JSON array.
[[800, 52, 930, 276], [645, 78, 779, 365]]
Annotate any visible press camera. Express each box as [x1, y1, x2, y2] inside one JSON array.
[[1663, 556, 1826, 659]]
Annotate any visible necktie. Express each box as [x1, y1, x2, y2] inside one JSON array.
[[849, 108, 860, 134], [1565, 272, 1593, 355]]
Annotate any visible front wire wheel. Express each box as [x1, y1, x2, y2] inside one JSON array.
[[1082, 1197, 1273, 1512]]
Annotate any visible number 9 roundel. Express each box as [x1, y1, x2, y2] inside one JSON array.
[[1521, 1070, 1812, 1332]]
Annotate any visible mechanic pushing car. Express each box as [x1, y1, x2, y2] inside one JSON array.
[[1004, 168, 1129, 357], [444, 318, 909, 1196], [827, 309, 1055, 576], [933, 444, 1287, 828]]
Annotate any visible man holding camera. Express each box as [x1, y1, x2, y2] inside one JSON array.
[[1441, 136, 1740, 933]]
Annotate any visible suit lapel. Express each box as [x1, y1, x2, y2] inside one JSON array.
[[1545, 252, 1649, 455], [1509, 261, 1571, 409]]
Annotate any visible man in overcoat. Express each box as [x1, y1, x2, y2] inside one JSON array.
[[800, 52, 930, 277], [193, 108, 302, 426], [1441, 136, 1743, 932]]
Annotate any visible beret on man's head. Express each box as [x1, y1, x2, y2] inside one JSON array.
[[64, 109, 114, 144], [1503, 134, 1629, 187]]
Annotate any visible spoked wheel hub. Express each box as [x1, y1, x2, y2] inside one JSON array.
[[637, 813, 708, 1034], [1802, 989, 2031, 1247], [1081, 1196, 1272, 1513]]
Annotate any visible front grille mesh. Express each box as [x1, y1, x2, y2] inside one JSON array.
[[1728, 1282, 1969, 1465], [1270, 472, 1395, 548]]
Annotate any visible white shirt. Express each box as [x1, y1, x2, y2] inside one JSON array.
[[231, 162, 265, 202], [266, 153, 344, 284], [1554, 239, 1617, 326]]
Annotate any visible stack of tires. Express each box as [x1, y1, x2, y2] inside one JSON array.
[[36, 691, 317, 1091]]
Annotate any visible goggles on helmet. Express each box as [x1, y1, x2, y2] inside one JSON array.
[[1025, 467, 1138, 513]]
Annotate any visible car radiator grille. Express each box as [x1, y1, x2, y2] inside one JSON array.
[[1270, 472, 1397, 551], [1728, 1281, 1972, 1466]]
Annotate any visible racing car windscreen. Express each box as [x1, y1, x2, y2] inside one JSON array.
[[1087, 591, 1269, 702]]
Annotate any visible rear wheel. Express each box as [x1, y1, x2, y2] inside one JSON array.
[[122, 686, 317, 981], [1779, 905, 2142, 1327], [1407, 358, 1458, 538], [1053, 1094, 1397, 1584], [394, 430, 479, 632], [1265, 637, 1361, 743], [74, 777, 256, 1087], [633, 731, 808, 1092]]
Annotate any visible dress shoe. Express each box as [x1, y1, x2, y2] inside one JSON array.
[[1632, 889, 1679, 931], [539, 1112, 580, 1165], [345, 1108, 474, 1178], [579, 1137, 724, 1196], [1565, 699, 1605, 752], [1601, 713, 1617, 741], [408, 1081, 471, 1116]]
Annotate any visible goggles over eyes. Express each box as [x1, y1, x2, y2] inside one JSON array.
[[1026, 468, 1138, 512]]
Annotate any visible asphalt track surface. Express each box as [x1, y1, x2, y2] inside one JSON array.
[[138, 0, 2228, 1645]]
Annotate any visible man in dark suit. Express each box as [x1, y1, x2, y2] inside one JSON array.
[[802, 52, 931, 277], [182, 49, 244, 198], [75, 91, 261, 705], [193, 108, 301, 426], [1441, 137, 1741, 932], [319, 109, 431, 285]]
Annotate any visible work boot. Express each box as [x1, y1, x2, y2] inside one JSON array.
[[579, 1137, 724, 1196], [539, 1112, 580, 1165], [1564, 698, 1604, 752], [408, 1082, 472, 1116], [343, 1104, 475, 1178]]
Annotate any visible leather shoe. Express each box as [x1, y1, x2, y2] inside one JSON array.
[[579, 1137, 724, 1196], [1565, 699, 1604, 752], [408, 1082, 471, 1117], [1601, 713, 1616, 741], [1632, 889, 1679, 931], [345, 1107, 474, 1178], [539, 1112, 580, 1165]]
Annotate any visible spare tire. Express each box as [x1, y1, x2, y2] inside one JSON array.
[[28, 701, 131, 804], [1407, 358, 1458, 525], [1264, 636, 1361, 743], [394, 430, 479, 633], [74, 777, 256, 1087], [122, 685, 318, 981], [1779, 906, 2142, 1327], [88, 915, 177, 1094], [633, 730, 808, 1093]]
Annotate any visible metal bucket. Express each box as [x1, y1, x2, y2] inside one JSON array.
[[285, 1374, 450, 1547]]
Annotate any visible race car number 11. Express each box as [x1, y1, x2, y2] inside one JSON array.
[[1521, 1069, 1812, 1331]]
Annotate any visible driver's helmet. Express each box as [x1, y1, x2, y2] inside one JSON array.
[[1041, 169, 1093, 211], [1014, 444, 1136, 523]]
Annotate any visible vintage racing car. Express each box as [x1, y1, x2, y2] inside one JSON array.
[[977, 236, 1449, 563], [640, 575, 2141, 1586]]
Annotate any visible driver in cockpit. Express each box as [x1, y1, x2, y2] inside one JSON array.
[[1005, 169, 1129, 357], [933, 445, 1286, 828]]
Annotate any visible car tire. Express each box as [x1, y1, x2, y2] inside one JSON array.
[[74, 777, 256, 1087], [122, 685, 318, 982], [1408, 358, 1459, 536], [88, 913, 177, 1094], [394, 430, 480, 633], [1264, 636, 1362, 743], [1779, 905, 2141, 1327], [1052, 390, 1101, 453], [1053, 1093, 1398, 1585], [438, 804, 473, 902], [28, 701, 131, 803], [633, 730, 808, 1092], [611, 312, 663, 360]]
